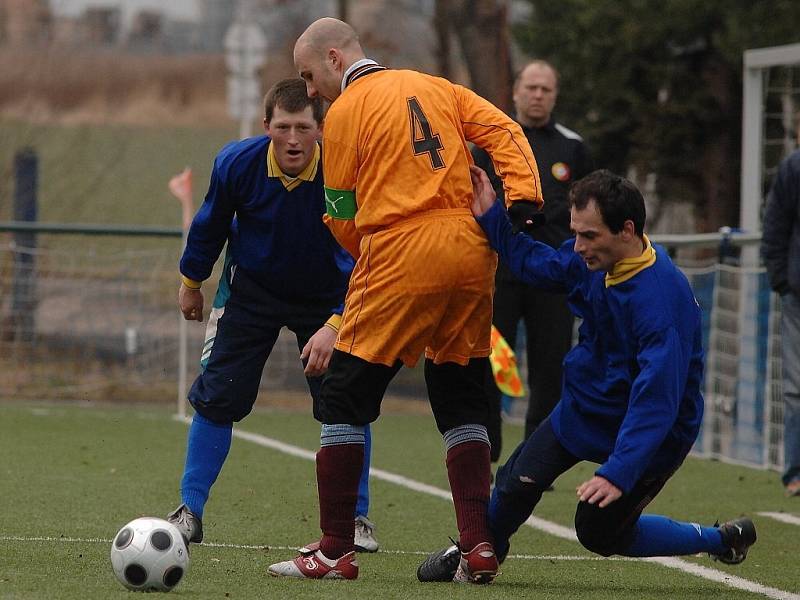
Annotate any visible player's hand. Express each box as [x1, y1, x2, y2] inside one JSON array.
[[178, 284, 204, 322], [576, 476, 622, 508], [469, 165, 497, 217], [301, 325, 337, 376]]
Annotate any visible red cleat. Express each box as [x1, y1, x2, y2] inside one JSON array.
[[454, 541, 499, 584], [268, 543, 358, 580]]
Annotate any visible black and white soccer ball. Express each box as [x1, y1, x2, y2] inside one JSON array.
[[110, 517, 190, 592]]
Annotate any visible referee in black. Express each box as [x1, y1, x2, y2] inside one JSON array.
[[474, 59, 593, 460]]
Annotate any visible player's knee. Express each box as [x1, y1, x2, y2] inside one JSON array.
[[189, 398, 248, 424], [494, 461, 549, 501], [319, 399, 377, 425], [426, 358, 490, 435], [574, 503, 625, 557], [188, 376, 254, 423]]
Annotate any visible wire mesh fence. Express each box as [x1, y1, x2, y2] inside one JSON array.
[[0, 234, 188, 401], [0, 227, 786, 471]]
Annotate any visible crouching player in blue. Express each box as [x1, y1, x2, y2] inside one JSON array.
[[418, 167, 756, 582], [168, 78, 379, 553]]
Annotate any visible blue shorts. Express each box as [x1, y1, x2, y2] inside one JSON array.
[[494, 417, 686, 553], [188, 256, 342, 423]]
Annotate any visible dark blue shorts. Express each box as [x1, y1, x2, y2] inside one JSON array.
[[188, 257, 341, 423], [494, 417, 686, 554]]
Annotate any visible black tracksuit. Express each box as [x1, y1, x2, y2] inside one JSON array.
[[474, 116, 593, 455]]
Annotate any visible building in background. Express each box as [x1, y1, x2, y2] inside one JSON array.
[[0, 0, 51, 46]]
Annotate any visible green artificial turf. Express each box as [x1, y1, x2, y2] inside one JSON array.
[[0, 401, 797, 599]]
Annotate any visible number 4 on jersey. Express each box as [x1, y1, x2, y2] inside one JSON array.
[[407, 97, 445, 170]]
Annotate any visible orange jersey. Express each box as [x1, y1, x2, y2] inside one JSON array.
[[322, 68, 542, 258], [322, 67, 542, 366]]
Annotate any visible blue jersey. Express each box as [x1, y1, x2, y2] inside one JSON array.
[[180, 136, 353, 311], [478, 201, 704, 493]]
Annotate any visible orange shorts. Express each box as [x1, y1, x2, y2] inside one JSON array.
[[335, 209, 496, 367]]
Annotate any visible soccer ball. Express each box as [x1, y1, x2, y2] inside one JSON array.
[[110, 517, 190, 592]]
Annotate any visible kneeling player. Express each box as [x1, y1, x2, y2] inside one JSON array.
[[418, 168, 756, 582]]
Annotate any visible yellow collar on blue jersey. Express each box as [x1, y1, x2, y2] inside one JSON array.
[[266, 141, 320, 191], [605, 234, 656, 287]]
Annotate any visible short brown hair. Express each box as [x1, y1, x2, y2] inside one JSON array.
[[569, 170, 646, 236], [263, 78, 324, 125]]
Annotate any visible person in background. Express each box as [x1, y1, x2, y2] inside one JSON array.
[[169, 78, 379, 553], [474, 60, 593, 462], [761, 136, 800, 498]]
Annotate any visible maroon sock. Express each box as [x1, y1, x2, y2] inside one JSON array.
[[446, 441, 493, 551], [317, 443, 364, 559]]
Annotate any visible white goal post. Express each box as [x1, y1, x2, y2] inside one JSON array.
[[741, 41, 800, 239], [730, 42, 800, 471]]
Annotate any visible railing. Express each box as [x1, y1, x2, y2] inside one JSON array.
[[0, 222, 784, 471]]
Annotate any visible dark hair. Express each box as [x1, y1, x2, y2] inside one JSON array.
[[568, 169, 646, 236], [263, 78, 324, 124]]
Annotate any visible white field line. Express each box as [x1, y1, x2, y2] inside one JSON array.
[[757, 511, 800, 527], [174, 417, 800, 600], [0, 535, 633, 561], [640, 557, 800, 600]]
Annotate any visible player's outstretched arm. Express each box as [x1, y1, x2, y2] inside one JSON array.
[[301, 325, 337, 376], [456, 84, 542, 207], [178, 283, 204, 322]]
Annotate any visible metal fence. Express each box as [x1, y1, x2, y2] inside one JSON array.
[[0, 222, 785, 471]]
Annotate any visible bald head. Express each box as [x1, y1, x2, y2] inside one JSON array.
[[294, 18, 365, 103], [513, 60, 559, 128], [296, 17, 361, 55]]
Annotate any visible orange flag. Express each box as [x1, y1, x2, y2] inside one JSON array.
[[169, 167, 194, 231], [489, 325, 525, 398]]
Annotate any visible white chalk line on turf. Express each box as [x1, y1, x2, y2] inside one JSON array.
[[0, 535, 636, 561], [757, 511, 800, 526], [175, 417, 800, 600], [0, 535, 627, 563]]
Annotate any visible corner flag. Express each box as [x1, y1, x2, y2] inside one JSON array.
[[169, 167, 194, 231], [489, 325, 525, 398]]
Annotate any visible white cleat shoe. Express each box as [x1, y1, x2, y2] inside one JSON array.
[[354, 515, 379, 553]]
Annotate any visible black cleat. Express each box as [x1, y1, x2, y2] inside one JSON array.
[[417, 542, 461, 582], [711, 517, 756, 565], [167, 503, 204, 544], [417, 537, 510, 582]]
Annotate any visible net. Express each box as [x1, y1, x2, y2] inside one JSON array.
[[0, 234, 192, 402], [0, 230, 786, 471]]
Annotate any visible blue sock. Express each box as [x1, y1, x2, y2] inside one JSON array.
[[623, 515, 726, 557], [355, 424, 371, 518], [180, 413, 232, 519]]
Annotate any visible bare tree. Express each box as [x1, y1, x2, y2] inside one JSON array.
[[434, 0, 513, 113], [433, 0, 452, 80]]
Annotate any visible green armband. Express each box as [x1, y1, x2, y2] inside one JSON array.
[[324, 187, 357, 219]]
